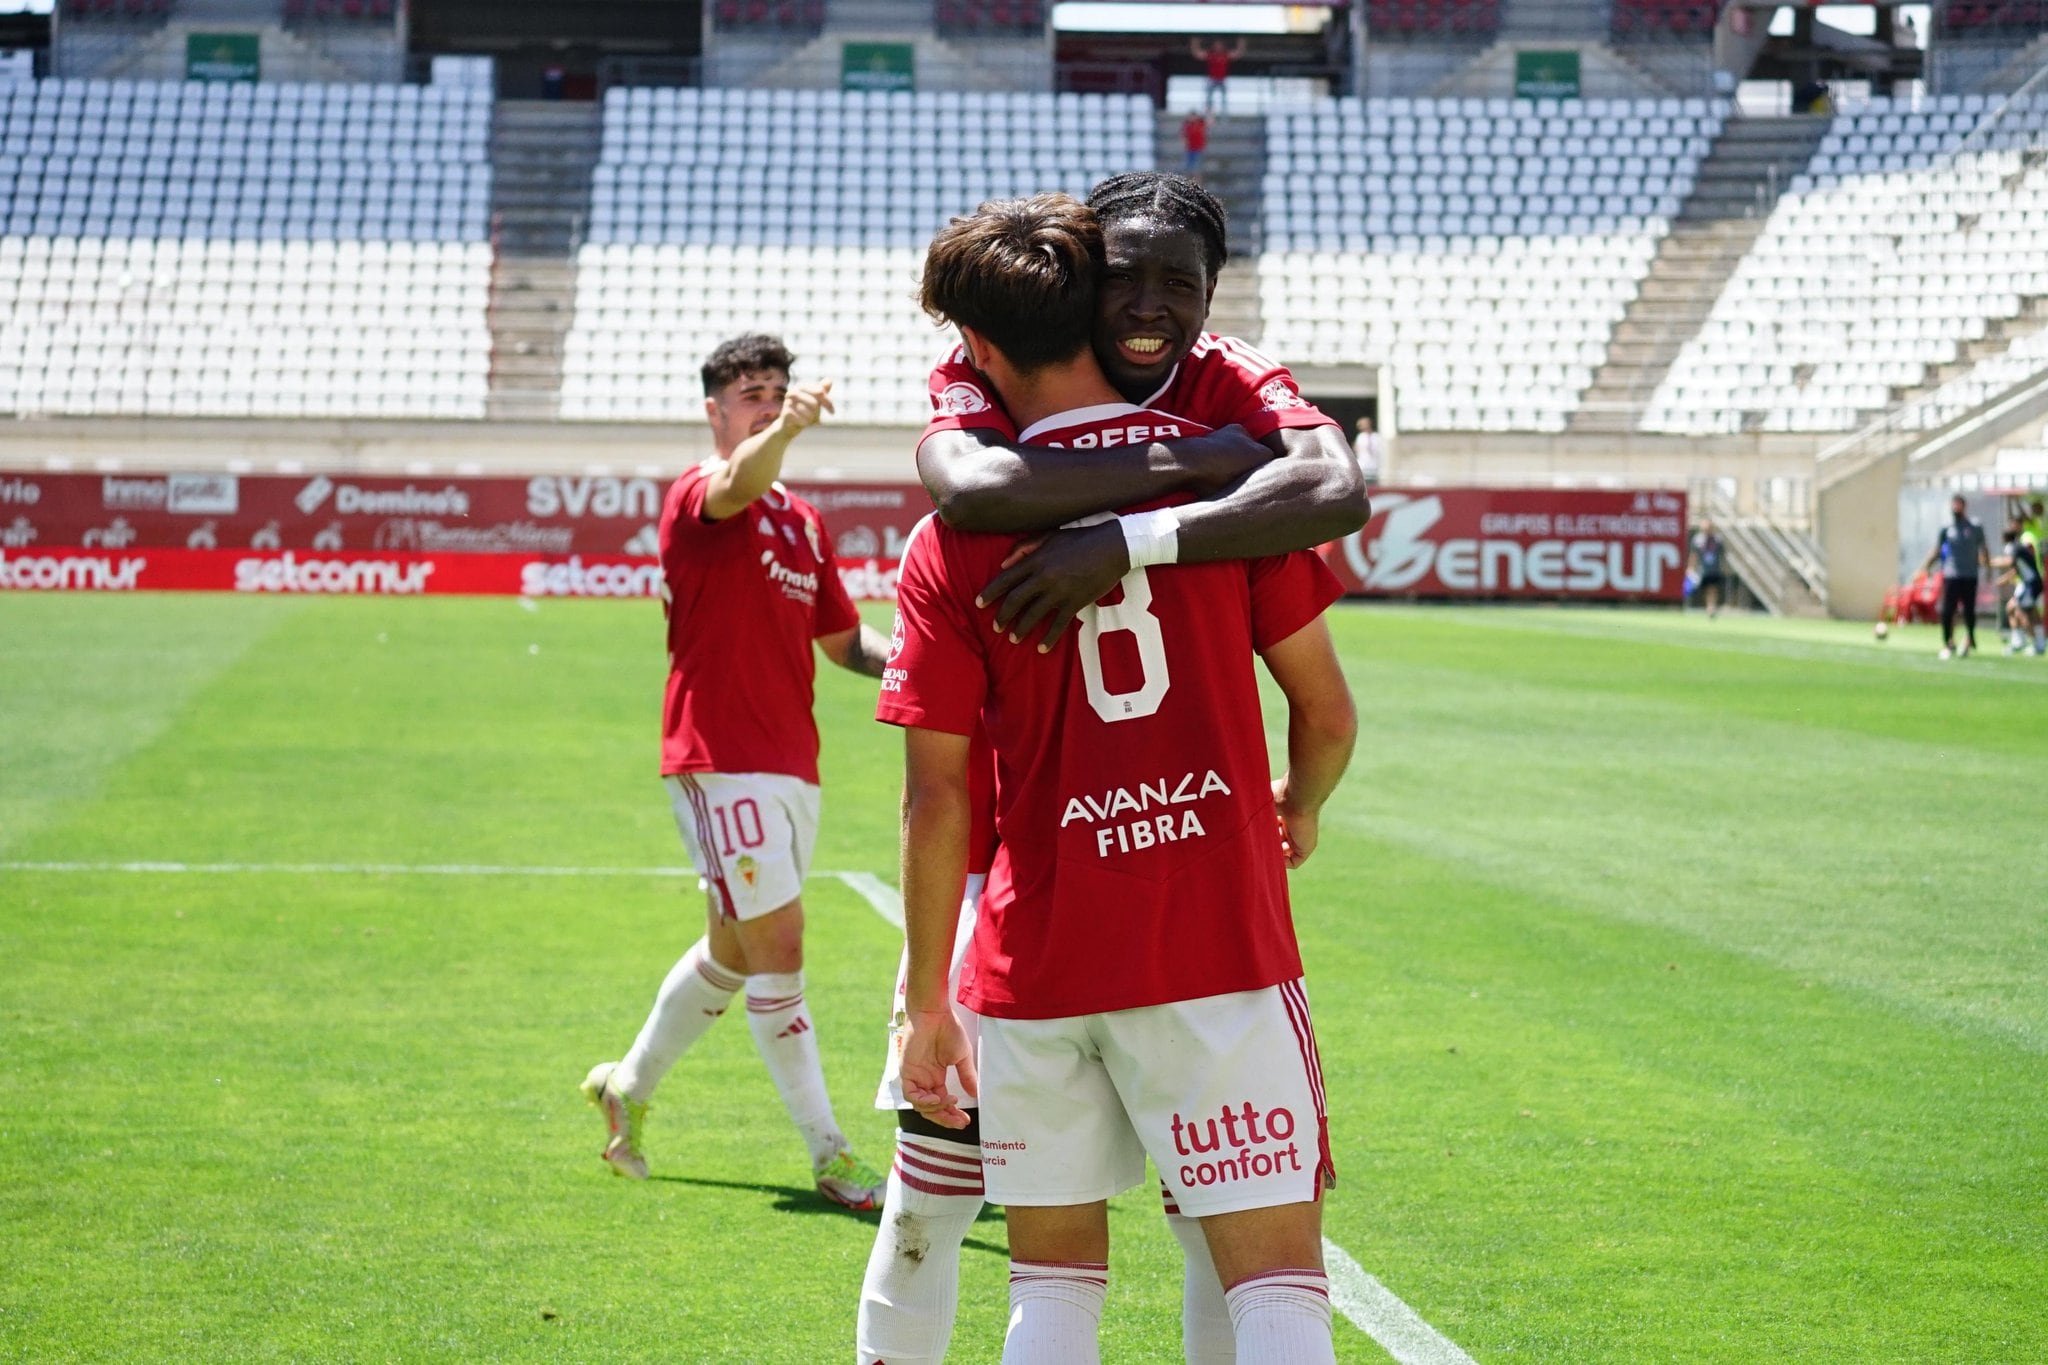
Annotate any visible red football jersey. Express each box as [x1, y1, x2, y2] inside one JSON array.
[[659, 468, 860, 784], [878, 403, 1344, 1020], [921, 333, 1337, 448]]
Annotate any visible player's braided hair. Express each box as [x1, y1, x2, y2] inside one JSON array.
[[1086, 172, 1229, 277]]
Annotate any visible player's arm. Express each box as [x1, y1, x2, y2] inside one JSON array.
[[978, 424, 1371, 650], [898, 726, 978, 1128], [816, 623, 892, 678], [698, 381, 835, 522], [917, 424, 1270, 534], [1258, 616, 1357, 869]]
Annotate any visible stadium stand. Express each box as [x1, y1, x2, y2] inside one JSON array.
[[1645, 94, 2048, 436], [561, 87, 1153, 423], [1937, 0, 2048, 36], [710, 0, 826, 35], [934, 0, 1047, 37], [1609, 0, 1721, 39], [1363, 0, 1501, 40], [1254, 95, 1723, 432], [0, 78, 493, 419]]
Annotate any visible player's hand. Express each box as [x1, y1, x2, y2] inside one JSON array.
[[1272, 775, 1319, 869], [1190, 424, 1274, 493], [777, 380, 836, 434], [976, 520, 1130, 653], [900, 1006, 978, 1130]]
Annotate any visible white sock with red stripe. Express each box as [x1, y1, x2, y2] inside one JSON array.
[[1224, 1269, 1335, 1364], [855, 1134, 984, 1365], [612, 937, 742, 1103], [1166, 1213, 1236, 1364], [744, 970, 844, 1165], [1003, 1261, 1107, 1365]]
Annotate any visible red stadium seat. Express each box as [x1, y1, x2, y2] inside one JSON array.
[[1365, 0, 1499, 41], [1611, 0, 1721, 39]]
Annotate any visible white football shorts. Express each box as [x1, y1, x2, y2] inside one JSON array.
[[664, 772, 820, 922], [876, 873, 985, 1110], [977, 979, 1333, 1219]]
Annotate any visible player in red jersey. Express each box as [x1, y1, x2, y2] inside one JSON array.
[[859, 176, 1366, 1365], [886, 197, 1357, 1364], [580, 334, 896, 1211], [918, 172, 1368, 654]]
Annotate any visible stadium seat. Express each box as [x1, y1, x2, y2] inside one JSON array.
[[0, 78, 494, 420], [1646, 93, 2048, 436], [1255, 95, 1723, 432], [561, 88, 1155, 425]]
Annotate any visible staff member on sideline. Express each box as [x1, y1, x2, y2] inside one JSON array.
[[1923, 493, 1993, 661]]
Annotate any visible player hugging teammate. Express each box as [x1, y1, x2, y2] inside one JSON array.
[[876, 189, 1360, 1364]]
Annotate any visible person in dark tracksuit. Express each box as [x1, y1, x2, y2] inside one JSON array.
[[1923, 494, 1993, 659]]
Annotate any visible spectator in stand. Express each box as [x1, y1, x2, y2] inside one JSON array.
[[1181, 111, 1208, 176], [1191, 37, 1245, 114], [1923, 494, 1993, 660], [1351, 415, 1383, 485], [1689, 519, 1727, 618]]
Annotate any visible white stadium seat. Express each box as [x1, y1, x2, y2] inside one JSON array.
[[1253, 96, 1725, 433], [0, 77, 494, 420], [562, 88, 1155, 425], [1645, 93, 2048, 436]]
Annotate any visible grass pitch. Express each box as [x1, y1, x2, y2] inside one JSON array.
[[1, 595, 2043, 1363]]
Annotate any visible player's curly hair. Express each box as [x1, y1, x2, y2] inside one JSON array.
[[701, 334, 796, 397], [1086, 172, 1229, 277], [920, 192, 1103, 374]]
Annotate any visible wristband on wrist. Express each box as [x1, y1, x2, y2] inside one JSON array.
[[1120, 507, 1182, 569]]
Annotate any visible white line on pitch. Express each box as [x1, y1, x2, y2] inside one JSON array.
[[828, 872, 1476, 1364], [0, 861, 908, 918], [1322, 1238, 1477, 1365], [0, 859, 700, 877]]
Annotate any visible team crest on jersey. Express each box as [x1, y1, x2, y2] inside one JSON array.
[[1258, 379, 1311, 411], [803, 518, 823, 562], [736, 854, 759, 888], [937, 382, 992, 416]]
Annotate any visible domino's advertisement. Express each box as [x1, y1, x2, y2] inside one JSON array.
[[0, 472, 1685, 603]]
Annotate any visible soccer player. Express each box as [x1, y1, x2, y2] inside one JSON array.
[[1998, 515, 2044, 655], [918, 173, 1366, 654], [581, 334, 894, 1211], [859, 173, 1367, 1365], [886, 194, 1358, 1363]]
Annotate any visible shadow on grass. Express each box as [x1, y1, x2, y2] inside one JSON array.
[[654, 1175, 1009, 1252]]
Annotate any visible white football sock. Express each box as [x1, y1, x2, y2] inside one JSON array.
[[1004, 1260, 1107, 1365], [855, 1134, 985, 1365], [1224, 1270, 1335, 1364], [744, 970, 844, 1165], [1167, 1212, 1235, 1364], [612, 937, 742, 1102]]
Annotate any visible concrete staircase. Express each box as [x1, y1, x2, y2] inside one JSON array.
[[1892, 299, 2048, 410], [1159, 111, 1267, 257], [1208, 265, 1263, 344], [486, 100, 601, 423], [1571, 115, 1828, 434]]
